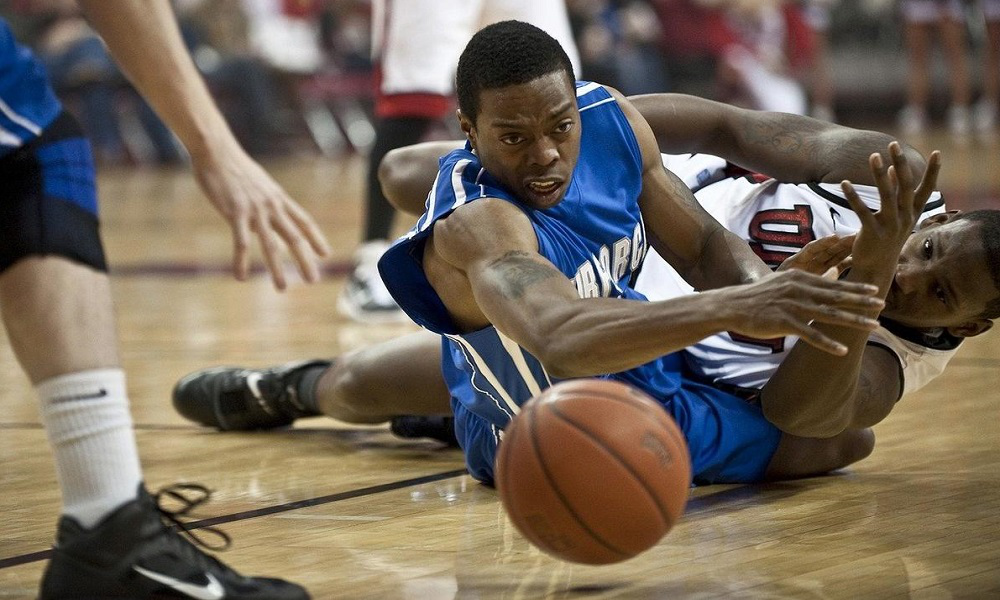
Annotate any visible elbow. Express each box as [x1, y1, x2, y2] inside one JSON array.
[[528, 325, 602, 379], [377, 148, 425, 215], [534, 341, 591, 380]]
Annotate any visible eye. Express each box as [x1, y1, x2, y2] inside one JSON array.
[[500, 134, 524, 146], [554, 121, 574, 134], [922, 237, 933, 259]]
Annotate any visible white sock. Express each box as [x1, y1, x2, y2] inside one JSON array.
[[37, 369, 143, 528]]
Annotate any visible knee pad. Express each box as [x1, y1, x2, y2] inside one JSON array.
[[0, 112, 107, 274]]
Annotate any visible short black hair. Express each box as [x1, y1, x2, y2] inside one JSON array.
[[955, 210, 1000, 319], [456, 20, 574, 124]]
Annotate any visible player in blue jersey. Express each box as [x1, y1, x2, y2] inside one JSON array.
[[177, 21, 917, 489], [0, 2, 329, 598]]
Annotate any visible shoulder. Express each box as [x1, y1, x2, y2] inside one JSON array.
[[431, 198, 537, 268]]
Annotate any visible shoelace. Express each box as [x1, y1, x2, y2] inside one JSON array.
[[153, 483, 232, 552]]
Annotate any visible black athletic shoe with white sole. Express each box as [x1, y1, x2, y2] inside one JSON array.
[[172, 361, 328, 431], [39, 484, 309, 599]]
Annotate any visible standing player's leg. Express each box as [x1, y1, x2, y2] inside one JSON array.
[[899, 0, 934, 134], [976, 0, 1000, 136], [0, 113, 307, 600], [341, 0, 484, 323], [938, 0, 972, 137]]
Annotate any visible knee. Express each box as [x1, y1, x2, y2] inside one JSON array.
[[318, 349, 387, 424]]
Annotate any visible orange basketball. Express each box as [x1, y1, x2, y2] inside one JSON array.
[[496, 379, 691, 565]]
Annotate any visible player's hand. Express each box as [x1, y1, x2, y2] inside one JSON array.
[[191, 144, 331, 290], [777, 234, 855, 279], [715, 269, 884, 355], [841, 142, 941, 269]]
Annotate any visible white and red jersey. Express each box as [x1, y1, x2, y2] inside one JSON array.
[[634, 153, 957, 397]]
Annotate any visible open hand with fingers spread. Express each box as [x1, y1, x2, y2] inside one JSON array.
[[841, 142, 941, 274], [191, 143, 332, 290], [710, 269, 884, 355]]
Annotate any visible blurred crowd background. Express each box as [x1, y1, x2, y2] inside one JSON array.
[[3, 0, 998, 167]]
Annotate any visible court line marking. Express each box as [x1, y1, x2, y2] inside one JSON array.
[[0, 468, 468, 570]]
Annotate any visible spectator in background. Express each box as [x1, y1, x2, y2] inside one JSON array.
[[977, 0, 1000, 137], [898, 0, 971, 138], [569, 0, 670, 95], [32, 0, 181, 164], [176, 0, 292, 157], [801, 0, 837, 121], [698, 0, 813, 115]]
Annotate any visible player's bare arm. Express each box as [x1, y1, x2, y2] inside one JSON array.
[[760, 143, 942, 438], [630, 93, 927, 186], [615, 89, 772, 290], [425, 198, 885, 378], [78, 0, 330, 290]]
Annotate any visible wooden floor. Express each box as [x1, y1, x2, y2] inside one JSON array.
[[1, 130, 999, 599]]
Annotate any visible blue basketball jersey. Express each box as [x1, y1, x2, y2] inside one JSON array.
[[0, 19, 62, 156], [379, 82, 686, 452]]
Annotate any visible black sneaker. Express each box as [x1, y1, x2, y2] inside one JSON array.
[[39, 484, 309, 599], [172, 361, 328, 431], [390, 416, 459, 447]]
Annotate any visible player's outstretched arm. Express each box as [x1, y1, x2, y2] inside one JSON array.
[[629, 93, 926, 186], [428, 199, 884, 378], [760, 144, 942, 438], [77, 0, 330, 290]]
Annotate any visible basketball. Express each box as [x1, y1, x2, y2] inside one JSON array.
[[496, 379, 691, 565]]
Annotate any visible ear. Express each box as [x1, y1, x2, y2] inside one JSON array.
[[917, 210, 962, 230], [947, 318, 993, 338], [457, 109, 477, 152]]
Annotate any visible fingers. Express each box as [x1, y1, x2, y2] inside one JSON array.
[[232, 213, 251, 282], [869, 152, 894, 219], [914, 150, 942, 211], [841, 180, 876, 228], [805, 302, 881, 330], [888, 142, 913, 197], [269, 206, 321, 285], [794, 326, 849, 356], [285, 200, 332, 258], [252, 210, 288, 291]]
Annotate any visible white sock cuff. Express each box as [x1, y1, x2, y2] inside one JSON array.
[[37, 369, 132, 446], [37, 368, 127, 400]]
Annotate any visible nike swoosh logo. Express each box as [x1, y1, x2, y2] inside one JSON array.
[[133, 566, 225, 600], [244, 372, 276, 415], [51, 389, 108, 404]]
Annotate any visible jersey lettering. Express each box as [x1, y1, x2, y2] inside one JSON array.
[[747, 205, 816, 267]]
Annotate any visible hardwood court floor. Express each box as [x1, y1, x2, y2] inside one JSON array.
[[1, 130, 999, 599]]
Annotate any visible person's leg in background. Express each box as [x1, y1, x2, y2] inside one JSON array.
[[975, 0, 1000, 137], [900, 0, 935, 134], [937, 0, 972, 138], [340, 0, 483, 323]]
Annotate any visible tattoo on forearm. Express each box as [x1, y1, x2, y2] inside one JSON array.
[[491, 251, 561, 299], [740, 113, 810, 156]]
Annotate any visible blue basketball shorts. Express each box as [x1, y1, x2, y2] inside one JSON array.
[[0, 111, 105, 274], [454, 376, 783, 487]]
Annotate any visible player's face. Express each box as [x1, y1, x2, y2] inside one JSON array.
[[460, 70, 581, 210], [880, 216, 996, 336]]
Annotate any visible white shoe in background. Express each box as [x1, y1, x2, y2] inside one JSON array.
[[337, 240, 409, 323]]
